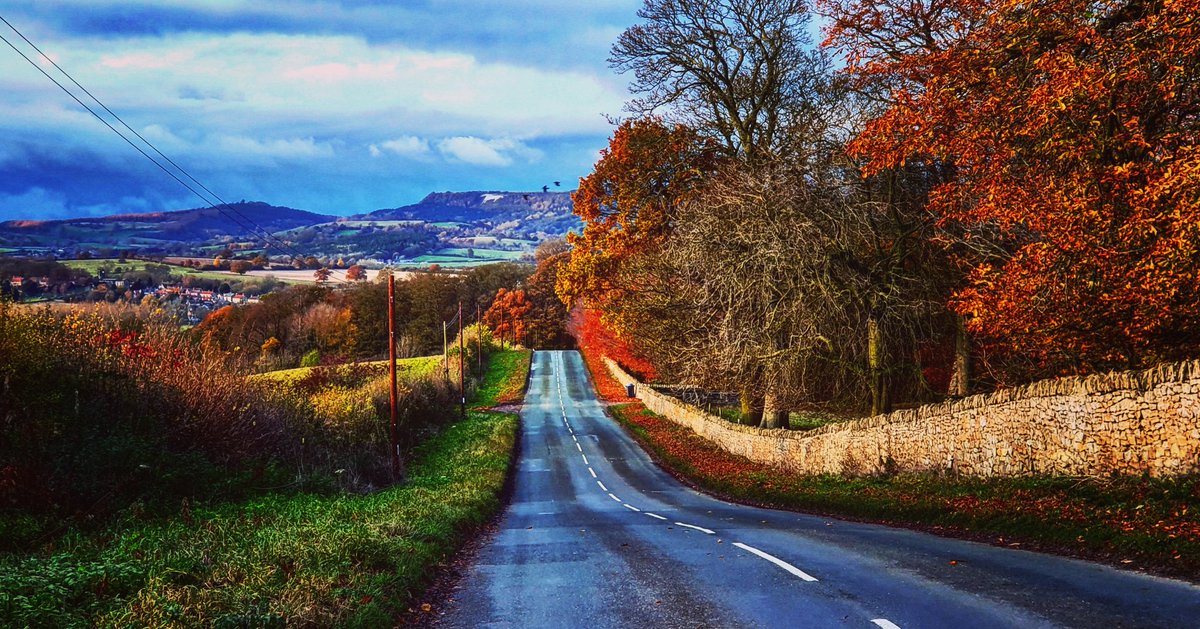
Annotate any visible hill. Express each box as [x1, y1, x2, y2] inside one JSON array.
[[0, 202, 334, 250], [357, 191, 580, 236]]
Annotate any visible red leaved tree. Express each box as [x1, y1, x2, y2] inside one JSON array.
[[822, 0, 1200, 381], [484, 288, 532, 347]]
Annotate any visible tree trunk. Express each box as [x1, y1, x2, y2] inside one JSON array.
[[760, 385, 788, 429], [948, 314, 971, 397], [868, 318, 890, 415], [739, 388, 763, 426]]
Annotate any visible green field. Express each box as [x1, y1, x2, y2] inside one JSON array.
[[436, 247, 527, 260], [252, 356, 443, 384], [61, 259, 163, 274]]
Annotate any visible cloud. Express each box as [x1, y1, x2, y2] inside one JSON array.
[[436, 137, 541, 167], [370, 136, 430, 158], [214, 135, 335, 160], [0, 3, 635, 218]]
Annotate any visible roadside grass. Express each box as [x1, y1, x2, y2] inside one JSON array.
[[0, 410, 517, 627], [609, 402, 1200, 580], [471, 349, 532, 409], [0, 347, 530, 627]]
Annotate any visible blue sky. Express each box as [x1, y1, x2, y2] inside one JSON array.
[[0, 1, 641, 220]]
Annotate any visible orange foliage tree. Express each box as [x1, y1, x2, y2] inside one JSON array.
[[484, 288, 532, 346], [557, 117, 722, 313], [822, 0, 1200, 379]]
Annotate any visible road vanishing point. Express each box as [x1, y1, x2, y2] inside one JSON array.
[[437, 350, 1200, 628]]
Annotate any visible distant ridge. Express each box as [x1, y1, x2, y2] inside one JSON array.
[[357, 190, 579, 235], [0, 201, 334, 246]]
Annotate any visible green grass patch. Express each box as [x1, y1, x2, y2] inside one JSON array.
[[713, 405, 849, 431], [472, 349, 531, 409], [0, 410, 518, 627], [609, 402, 1200, 580], [252, 356, 442, 385]]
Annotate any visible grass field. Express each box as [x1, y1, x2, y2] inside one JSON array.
[[252, 356, 443, 384], [0, 350, 528, 626], [61, 259, 163, 274]]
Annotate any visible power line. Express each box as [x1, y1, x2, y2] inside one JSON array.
[[0, 15, 351, 283]]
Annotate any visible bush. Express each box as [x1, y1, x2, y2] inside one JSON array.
[[299, 348, 321, 368], [0, 304, 300, 545]]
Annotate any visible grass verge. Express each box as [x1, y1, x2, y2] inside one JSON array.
[[0, 410, 518, 627], [471, 349, 532, 409], [609, 402, 1200, 581], [0, 347, 533, 627]]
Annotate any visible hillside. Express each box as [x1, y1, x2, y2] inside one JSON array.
[[358, 190, 579, 236], [0, 202, 334, 249]]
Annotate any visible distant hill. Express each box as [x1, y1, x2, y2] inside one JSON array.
[[0, 202, 335, 248], [357, 191, 580, 236]]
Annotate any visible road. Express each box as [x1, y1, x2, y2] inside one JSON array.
[[436, 350, 1200, 628]]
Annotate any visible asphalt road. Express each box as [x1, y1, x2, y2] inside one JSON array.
[[436, 350, 1200, 628]]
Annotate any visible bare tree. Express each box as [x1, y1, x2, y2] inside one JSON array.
[[611, 0, 828, 162]]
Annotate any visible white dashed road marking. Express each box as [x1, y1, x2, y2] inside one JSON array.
[[608, 493, 622, 502], [674, 522, 715, 535], [588, 467, 597, 478], [623, 504, 641, 512], [732, 543, 818, 582], [597, 480, 608, 492], [871, 620, 901, 629], [644, 512, 668, 521]]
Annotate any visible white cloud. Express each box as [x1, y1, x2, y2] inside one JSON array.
[[214, 135, 334, 159], [370, 136, 430, 158], [436, 137, 541, 167]]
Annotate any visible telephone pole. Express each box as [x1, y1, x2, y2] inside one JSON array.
[[476, 304, 483, 374], [458, 301, 465, 419], [387, 271, 401, 480]]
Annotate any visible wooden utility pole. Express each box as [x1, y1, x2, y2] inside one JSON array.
[[458, 302, 465, 419], [443, 320, 449, 381], [476, 304, 482, 375], [388, 272, 401, 480]]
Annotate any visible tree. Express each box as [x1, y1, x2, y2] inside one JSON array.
[[823, 0, 1200, 381], [558, 117, 721, 313], [229, 260, 253, 275], [345, 264, 367, 282], [251, 255, 269, 268], [313, 267, 332, 285], [611, 0, 826, 162], [484, 288, 532, 347], [524, 239, 572, 348]]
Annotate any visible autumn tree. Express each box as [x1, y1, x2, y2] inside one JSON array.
[[229, 260, 253, 275], [557, 117, 721, 319], [823, 0, 1200, 381], [345, 264, 367, 282], [313, 267, 332, 285], [524, 239, 572, 349], [484, 288, 532, 347]]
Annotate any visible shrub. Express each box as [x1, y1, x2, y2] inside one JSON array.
[[0, 304, 299, 544], [299, 348, 321, 368]]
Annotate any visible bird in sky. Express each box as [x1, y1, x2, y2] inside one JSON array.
[[541, 185, 549, 193], [553, 181, 561, 187]]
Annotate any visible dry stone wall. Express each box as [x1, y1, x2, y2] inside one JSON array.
[[606, 358, 1200, 478]]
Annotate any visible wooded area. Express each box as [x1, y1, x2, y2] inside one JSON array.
[[560, 0, 1200, 423]]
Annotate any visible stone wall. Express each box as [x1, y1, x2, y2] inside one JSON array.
[[606, 357, 1200, 477]]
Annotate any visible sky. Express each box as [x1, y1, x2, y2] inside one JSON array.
[[0, 0, 642, 220]]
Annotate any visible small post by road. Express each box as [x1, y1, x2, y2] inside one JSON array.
[[476, 304, 483, 375], [443, 319, 449, 381], [387, 271, 401, 481], [458, 301, 465, 419]]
